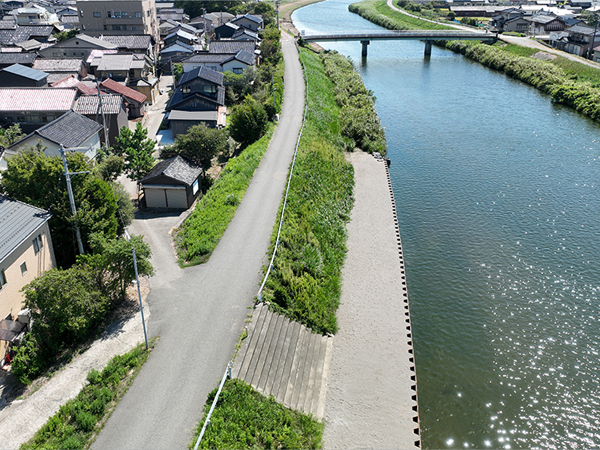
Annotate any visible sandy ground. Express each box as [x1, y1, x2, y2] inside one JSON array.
[[0, 281, 150, 450], [323, 152, 419, 449]]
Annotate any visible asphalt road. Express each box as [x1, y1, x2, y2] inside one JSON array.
[[92, 32, 304, 450]]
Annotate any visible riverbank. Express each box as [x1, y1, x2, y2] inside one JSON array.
[[349, 0, 600, 123]]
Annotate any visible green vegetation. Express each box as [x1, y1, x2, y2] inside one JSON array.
[[349, 0, 453, 31], [320, 52, 386, 154], [229, 95, 270, 146], [113, 122, 156, 182], [261, 49, 355, 335], [445, 40, 600, 122], [21, 342, 155, 450], [190, 379, 323, 449], [0, 123, 24, 147], [175, 125, 275, 266], [161, 124, 229, 168], [11, 234, 153, 384]]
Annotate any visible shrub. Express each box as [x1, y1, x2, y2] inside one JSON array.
[[229, 95, 269, 146]]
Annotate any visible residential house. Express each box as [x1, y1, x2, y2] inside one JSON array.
[[0, 195, 55, 358], [73, 94, 128, 145], [98, 34, 155, 60], [38, 33, 118, 59], [231, 14, 263, 32], [0, 51, 34, 70], [159, 41, 194, 66], [32, 58, 87, 84], [157, 8, 188, 23], [209, 40, 256, 56], [527, 13, 566, 35], [76, 0, 159, 41], [9, 4, 60, 26], [4, 110, 101, 162], [100, 77, 146, 117], [166, 66, 225, 136], [214, 22, 238, 40], [164, 29, 196, 47], [140, 156, 202, 208], [93, 53, 150, 81], [0, 24, 56, 46], [204, 12, 234, 27], [187, 15, 213, 33], [0, 64, 48, 87], [181, 49, 255, 74], [450, 5, 511, 17], [232, 28, 260, 42], [0, 87, 77, 133]]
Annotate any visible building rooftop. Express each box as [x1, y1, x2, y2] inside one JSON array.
[[96, 54, 133, 72], [209, 40, 255, 54], [73, 93, 123, 115], [0, 195, 52, 264], [141, 155, 202, 186], [101, 77, 147, 104], [0, 87, 76, 111], [177, 66, 223, 86], [33, 58, 82, 72], [2, 63, 48, 81], [99, 34, 153, 50], [0, 52, 36, 65]]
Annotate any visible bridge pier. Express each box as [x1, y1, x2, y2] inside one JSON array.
[[424, 41, 432, 57], [361, 40, 370, 58]]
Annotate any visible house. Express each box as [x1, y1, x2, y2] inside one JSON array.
[[0, 87, 77, 132], [232, 28, 260, 42], [231, 14, 263, 32], [32, 58, 87, 84], [181, 49, 256, 74], [9, 4, 60, 26], [76, 0, 159, 41], [209, 40, 256, 56], [526, 13, 566, 35], [140, 155, 202, 209], [159, 41, 194, 66], [553, 24, 600, 56], [100, 77, 146, 117], [0, 64, 48, 87], [0, 195, 55, 358], [187, 15, 213, 33], [98, 34, 155, 60], [51, 74, 99, 95], [0, 51, 35, 69], [4, 111, 101, 161], [0, 24, 57, 46], [164, 29, 196, 47], [214, 22, 239, 40], [73, 94, 128, 145], [93, 53, 151, 81], [157, 8, 188, 23], [204, 12, 234, 28], [38, 33, 118, 59]]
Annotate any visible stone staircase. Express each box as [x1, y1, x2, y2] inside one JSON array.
[[232, 303, 332, 419]]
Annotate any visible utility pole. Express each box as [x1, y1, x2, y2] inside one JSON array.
[[591, 11, 599, 60], [124, 230, 149, 349], [60, 146, 89, 256], [95, 79, 108, 145]]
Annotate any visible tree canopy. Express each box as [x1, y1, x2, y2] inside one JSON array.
[[228, 95, 269, 147], [113, 122, 155, 182], [161, 124, 229, 168]]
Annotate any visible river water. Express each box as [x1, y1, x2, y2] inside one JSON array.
[[293, 2, 600, 449]]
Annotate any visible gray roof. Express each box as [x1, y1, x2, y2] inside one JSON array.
[[73, 94, 123, 115], [166, 86, 225, 110], [182, 53, 230, 64], [73, 33, 118, 49], [234, 49, 255, 65], [568, 24, 596, 34], [0, 52, 36, 65], [168, 110, 218, 121], [0, 195, 51, 264], [177, 66, 223, 87], [2, 63, 47, 81], [33, 58, 82, 72], [233, 13, 262, 24], [30, 110, 101, 148], [141, 156, 202, 186], [209, 40, 255, 54], [99, 35, 153, 50], [165, 29, 195, 41], [528, 13, 561, 24], [96, 54, 133, 72]]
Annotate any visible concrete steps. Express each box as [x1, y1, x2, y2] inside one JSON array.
[[232, 303, 332, 418]]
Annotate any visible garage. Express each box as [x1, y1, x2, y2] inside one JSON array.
[[140, 156, 202, 210]]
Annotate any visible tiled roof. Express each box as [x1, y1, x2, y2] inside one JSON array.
[[182, 53, 230, 64], [101, 77, 146, 104], [33, 58, 82, 72], [51, 75, 98, 94], [73, 94, 123, 115], [0, 195, 51, 265], [161, 42, 194, 53], [99, 35, 153, 50], [165, 29, 195, 41], [568, 24, 595, 34], [96, 54, 133, 72], [74, 33, 118, 49], [0, 22, 16, 30], [233, 28, 259, 40], [0, 88, 76, 111], [528, 13, 560, 24], [177, 66, 223, 87], [2, 63, 47, 81], [233, 13, 262, 24], [86, 49, 117, 63], [0, 48, 23, 53], [19, 110, 101, 148], [209, 40, 255, 54], [168, 109, 218, 121], [234, 49, 255, 65], [16, 39, 41, 51], [0, 52, 35, 65], [166, 86, 225, 110], [141, 155, 202, 186], [0, 25, 54, 45]]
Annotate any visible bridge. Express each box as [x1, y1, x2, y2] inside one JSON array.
[[301, 30, 496, 57]]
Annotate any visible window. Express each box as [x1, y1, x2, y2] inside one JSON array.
[[135, 12, 142, 18], [233, 68, 243, 74], [203, 85, 216, 94], [20, 262, 27, 276], [93, 11, 101, 18], [33, 234, 43, 253], [182, 86, 191, 94], [131, 26, 136, 30], [114, 11, 121, 18], [192, 179, 199, 195], [0, 270, 6, 288]]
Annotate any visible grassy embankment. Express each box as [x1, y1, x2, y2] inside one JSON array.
[[351, 0, 600, 122], [174, 125, 275, 266], [21, 341, 155, 450], [190, 379, 323, 449]]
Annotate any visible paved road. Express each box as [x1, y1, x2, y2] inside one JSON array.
[[92, 32, 304, 450]]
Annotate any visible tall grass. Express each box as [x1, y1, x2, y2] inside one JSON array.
[[175, 125, 275, 266], [190, 379, 323, 449], [261, 49, 355, 335]]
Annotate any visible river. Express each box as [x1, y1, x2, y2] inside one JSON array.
[[292, 2, 600, 449]]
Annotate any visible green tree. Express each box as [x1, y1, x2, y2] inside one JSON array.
[[228, 95, 269, 147], [0, 149, 119, 267], [54, 28, 79, 42], [113, 122, 155, 182], [0, 124, 24, 147], [173, 62, 184, 82], [223, 69, 255, 105], [161, 124, 228, 168]]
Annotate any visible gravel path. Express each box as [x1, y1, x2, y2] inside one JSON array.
[[323, 152, 419, 449]]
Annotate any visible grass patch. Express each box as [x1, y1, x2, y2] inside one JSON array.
[[21, 340, 156, 450], [190, 379, 323, 449], [349, 0, 454, 31], [175, 124, 275, 266], [494, 42, 538, 57], [261, 49, 355, 335]]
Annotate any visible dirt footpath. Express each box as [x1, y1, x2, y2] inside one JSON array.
[[323, 152, 419, 449]]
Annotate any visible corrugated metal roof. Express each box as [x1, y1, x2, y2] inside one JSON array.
[[141, 155, 202, 185], [2, 63, 48, 81], [73, 94, 123, 115], [0, 195, 51, 265], [101, 78, 146, 104], [0, 88, 76, 111]]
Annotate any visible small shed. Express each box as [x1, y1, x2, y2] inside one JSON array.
[[140, 156, 202, 209]]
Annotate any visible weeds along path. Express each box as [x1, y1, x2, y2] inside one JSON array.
[[91, 32, 305, 450]]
